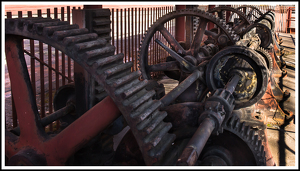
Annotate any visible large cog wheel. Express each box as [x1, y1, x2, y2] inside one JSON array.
[[199, 114, 266, 166], [5, 16, 175, 166], [138, 8, 240, 80], [208, 6, 252, 35]]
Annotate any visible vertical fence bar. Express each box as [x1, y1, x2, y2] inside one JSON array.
[[124, 8, 127, 63], [116, 9, 119, 54], [67, 6, 72, 83], [128, 8, 131, 66], [135, 8, 137, 71], [37, 9, 46, 121], [131, 8, 134, 71], [61, 7, 66, 86], [54, 7, 60, 129], [112, 8, 114, 47], [121, 9, 123, 57], [139, 8, 141, 52], [47, 8, 53, 131], [147, 8, 150, 33]]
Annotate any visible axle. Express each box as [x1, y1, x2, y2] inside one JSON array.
[[176, 73, 242, 166]]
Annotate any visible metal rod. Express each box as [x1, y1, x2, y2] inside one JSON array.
[[54, 7, 60, 129], [112, 8, 114, 47], [224, 74, 240, 94], [135, 7, 137, 71], [11, 104, 75, 135], [131, 8, 134, 71], [121, 9, 123, 56], [155, 39, 195, 72], [124, 8, 127, 63], [47, 8, 53, 131], [23, 50, 73, 82], [177, 117, 216, 166], [61, 7, 66, 86], [116, 8, 119, 54], [67, 6, 72, 83], [160, 70, 201, 107], [127, 8, 131, 68]]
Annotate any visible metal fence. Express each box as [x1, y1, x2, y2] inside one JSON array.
[[111, 6, 175, 75]]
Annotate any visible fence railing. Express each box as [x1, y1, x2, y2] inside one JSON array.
[[110, 6, 175, 76]]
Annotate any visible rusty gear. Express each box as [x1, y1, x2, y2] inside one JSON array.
[[138, 8, 239, 80]]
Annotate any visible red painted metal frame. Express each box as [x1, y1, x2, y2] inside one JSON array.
[[5, 19, 121, 165], [175, 5, 186, 42]]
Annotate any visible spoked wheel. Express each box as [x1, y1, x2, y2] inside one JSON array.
[[233, 5, 263, 21], [208, 6, 252, 35], [138, 9, 240, 81], [240, 22, 273, 49]]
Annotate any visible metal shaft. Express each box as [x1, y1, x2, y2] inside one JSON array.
[[224, 74, 240, 94], [177, 117, 215, 165], [160, 70, 201, 107], [11, 104, 75, 135]]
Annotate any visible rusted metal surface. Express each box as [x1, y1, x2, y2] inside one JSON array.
[[6, 4, 292, 167]]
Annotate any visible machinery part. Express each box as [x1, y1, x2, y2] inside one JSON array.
[[198, 114, 266, 166], [255, 46, 273, 72], [240, 23, 273, 49], [138, 8, 239, 80], [53, 83, 77, 127], [233, 5, 263, 21], [208, 6, 252, 35], [254, 14, 275, 32], [5, 15, 179, 166], [5, 16, 124, 165], [206, 45, 269, 109]]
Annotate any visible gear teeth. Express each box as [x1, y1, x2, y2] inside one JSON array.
[[143, 122, 172, 147], [43, 24, 79, 37], [63, 33, 98, 46], [114, 79, 140, 96], [95, 91, 108, 101], [244, 125, 251, 136], [74, 38, 107, 52], [223, 114, 267, 165], [92, 53, 123, 67], [104, 62, 133, 78], [106, 71, 141, 88], [127, 90, 156, 109], [83, 45, 115, 61], [253, 135, 259, 146], [120, 80, 149, 99], [93, 28, 111, 35], [93, 18, 111, 26], [92, 9, 111, 17], [148, 133, 176, 159], [136, 110, 159, 130], [52, 28, 89, 41], [6, 16, 177, 166], [233, 117, 240, 130], [239, 122, 246, 135], [33, 21, 69, 34], [131, 101, 162, 121], [257, 140, 262, 152], [142, 111, 168, 134], [249, 130, 255, 141]]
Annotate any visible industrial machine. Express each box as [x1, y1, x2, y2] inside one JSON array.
[[5, 5, 288, 166]]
